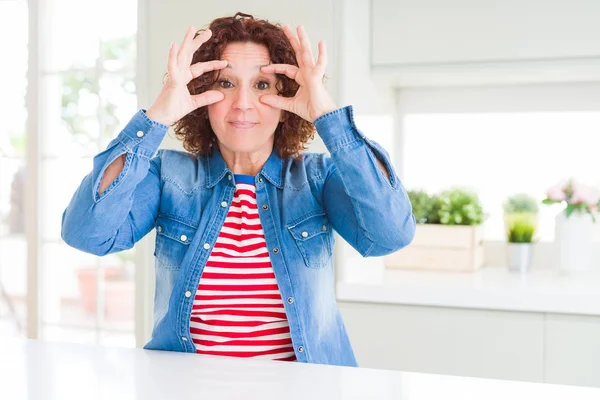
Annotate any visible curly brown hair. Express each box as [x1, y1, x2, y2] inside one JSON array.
[[173, 12, 316, 159]]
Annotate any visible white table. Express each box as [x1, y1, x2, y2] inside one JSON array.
[[2, 339, 600, 399]]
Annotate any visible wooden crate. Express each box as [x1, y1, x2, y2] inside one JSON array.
[[384, 224, 484, 272]]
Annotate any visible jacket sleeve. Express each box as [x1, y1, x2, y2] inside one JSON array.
[[314, 106, 416, 257], [61, 110, 169, 256]]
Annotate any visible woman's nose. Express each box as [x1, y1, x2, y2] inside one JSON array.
[[232, 87, 255, 111]]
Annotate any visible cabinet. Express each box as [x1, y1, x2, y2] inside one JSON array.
[[338, 301, 600, 387], [545, 314, 600, 387]]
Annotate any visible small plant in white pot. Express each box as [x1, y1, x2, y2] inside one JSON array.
[[505, 213, 537, 273], [503, 193, 539, 272]]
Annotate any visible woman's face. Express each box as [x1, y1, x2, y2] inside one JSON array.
[[208, 42, 282, 155]]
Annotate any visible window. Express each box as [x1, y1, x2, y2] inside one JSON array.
[[354, 114, 395, 159], [398, 85, 600, 243], [0, 0, 138, 347], [0, 0, 28, 338], [337, 84, 600, 279], [38, 0, 138, 347]]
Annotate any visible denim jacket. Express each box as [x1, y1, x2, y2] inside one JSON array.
[[61, 105, 416, 367]]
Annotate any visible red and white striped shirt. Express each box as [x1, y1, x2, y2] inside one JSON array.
[[189, 174, 296, 361]]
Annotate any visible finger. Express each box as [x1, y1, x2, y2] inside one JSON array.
[[283, 25, 302, 63], [190, 60, 228, 79], [189, 29, 212, 56], [167, 42, 178, 81], [316, 40, 327, 75], [261, 64, 298, 80], [297, 25, 315, 66], [191, 90, 225, 109], [182, 29, 212, 67], [192, 28, 212, 45], [177, 26, 198, 66], [260, 94, 294, 112]]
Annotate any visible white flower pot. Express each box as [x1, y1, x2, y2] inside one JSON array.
[[554, 211, 595, 273], [507, 243, 533, 273]]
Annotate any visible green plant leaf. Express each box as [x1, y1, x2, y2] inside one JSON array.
[[407, 190, 433, 224], [506, 214, 536, 243], [504, 193, 539, 214], [437, 188, 484, 226], [565, 204, 575, 217]]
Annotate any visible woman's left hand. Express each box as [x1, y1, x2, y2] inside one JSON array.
[[259, 25, 338, 122]]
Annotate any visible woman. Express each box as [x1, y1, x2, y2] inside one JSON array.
[[62, 13, 415, 366]]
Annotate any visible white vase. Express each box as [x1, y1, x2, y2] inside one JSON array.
[[507, 243, 534, 273], [554, 211, 595, 273]]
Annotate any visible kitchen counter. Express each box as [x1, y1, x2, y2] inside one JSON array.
[[337, 264, 600, 316], [2, 339, 600, 399]]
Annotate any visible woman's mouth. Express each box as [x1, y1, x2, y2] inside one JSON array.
[[230, 121, 258, 129]]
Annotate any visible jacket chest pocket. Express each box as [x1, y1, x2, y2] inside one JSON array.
[[154, 216, 197, 269], [287, 212, 333, 269]]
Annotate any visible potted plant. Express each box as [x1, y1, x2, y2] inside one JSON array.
[[503, 193, 539, 272], [543, 178, 600, 273], [385, 188, 486, 272], [437, 188, 485, 226], [505, 213, 537, 272], [407, 190, 435, 224]]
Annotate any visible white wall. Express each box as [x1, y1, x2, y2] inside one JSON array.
[[396, 82, 600, 114], [338, 0, 394, 114]]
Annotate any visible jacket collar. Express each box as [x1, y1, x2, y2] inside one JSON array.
[[205, 146, 284, 189]]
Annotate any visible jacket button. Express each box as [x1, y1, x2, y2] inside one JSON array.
[[136, 130, 144, 138], [272, 248, 279, 254], [301, 231, 308, 238], [298, 346, 304, 353], [182, 337, 188, 341], [180, 234, 188, 242], [221, 201, 228, 207], [287, 297, 294, 304], [228, 174, 232, 180], [185, 291, 192, 298], [157, 226, 162, 233], [203, 243, 210, 250], [258, 178, 263, 183], [262, 205, 268, 210], [322, 225, 327, 231]]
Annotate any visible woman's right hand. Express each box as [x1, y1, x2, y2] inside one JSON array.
[[145, 26, 227, 126]]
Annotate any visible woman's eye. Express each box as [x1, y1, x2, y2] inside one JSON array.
[[256, 81, 270, 90], [218, 79, 233, 89]]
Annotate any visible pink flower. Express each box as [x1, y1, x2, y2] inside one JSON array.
[[570, 181, 600, 206], [546, 180, 567, 202]]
